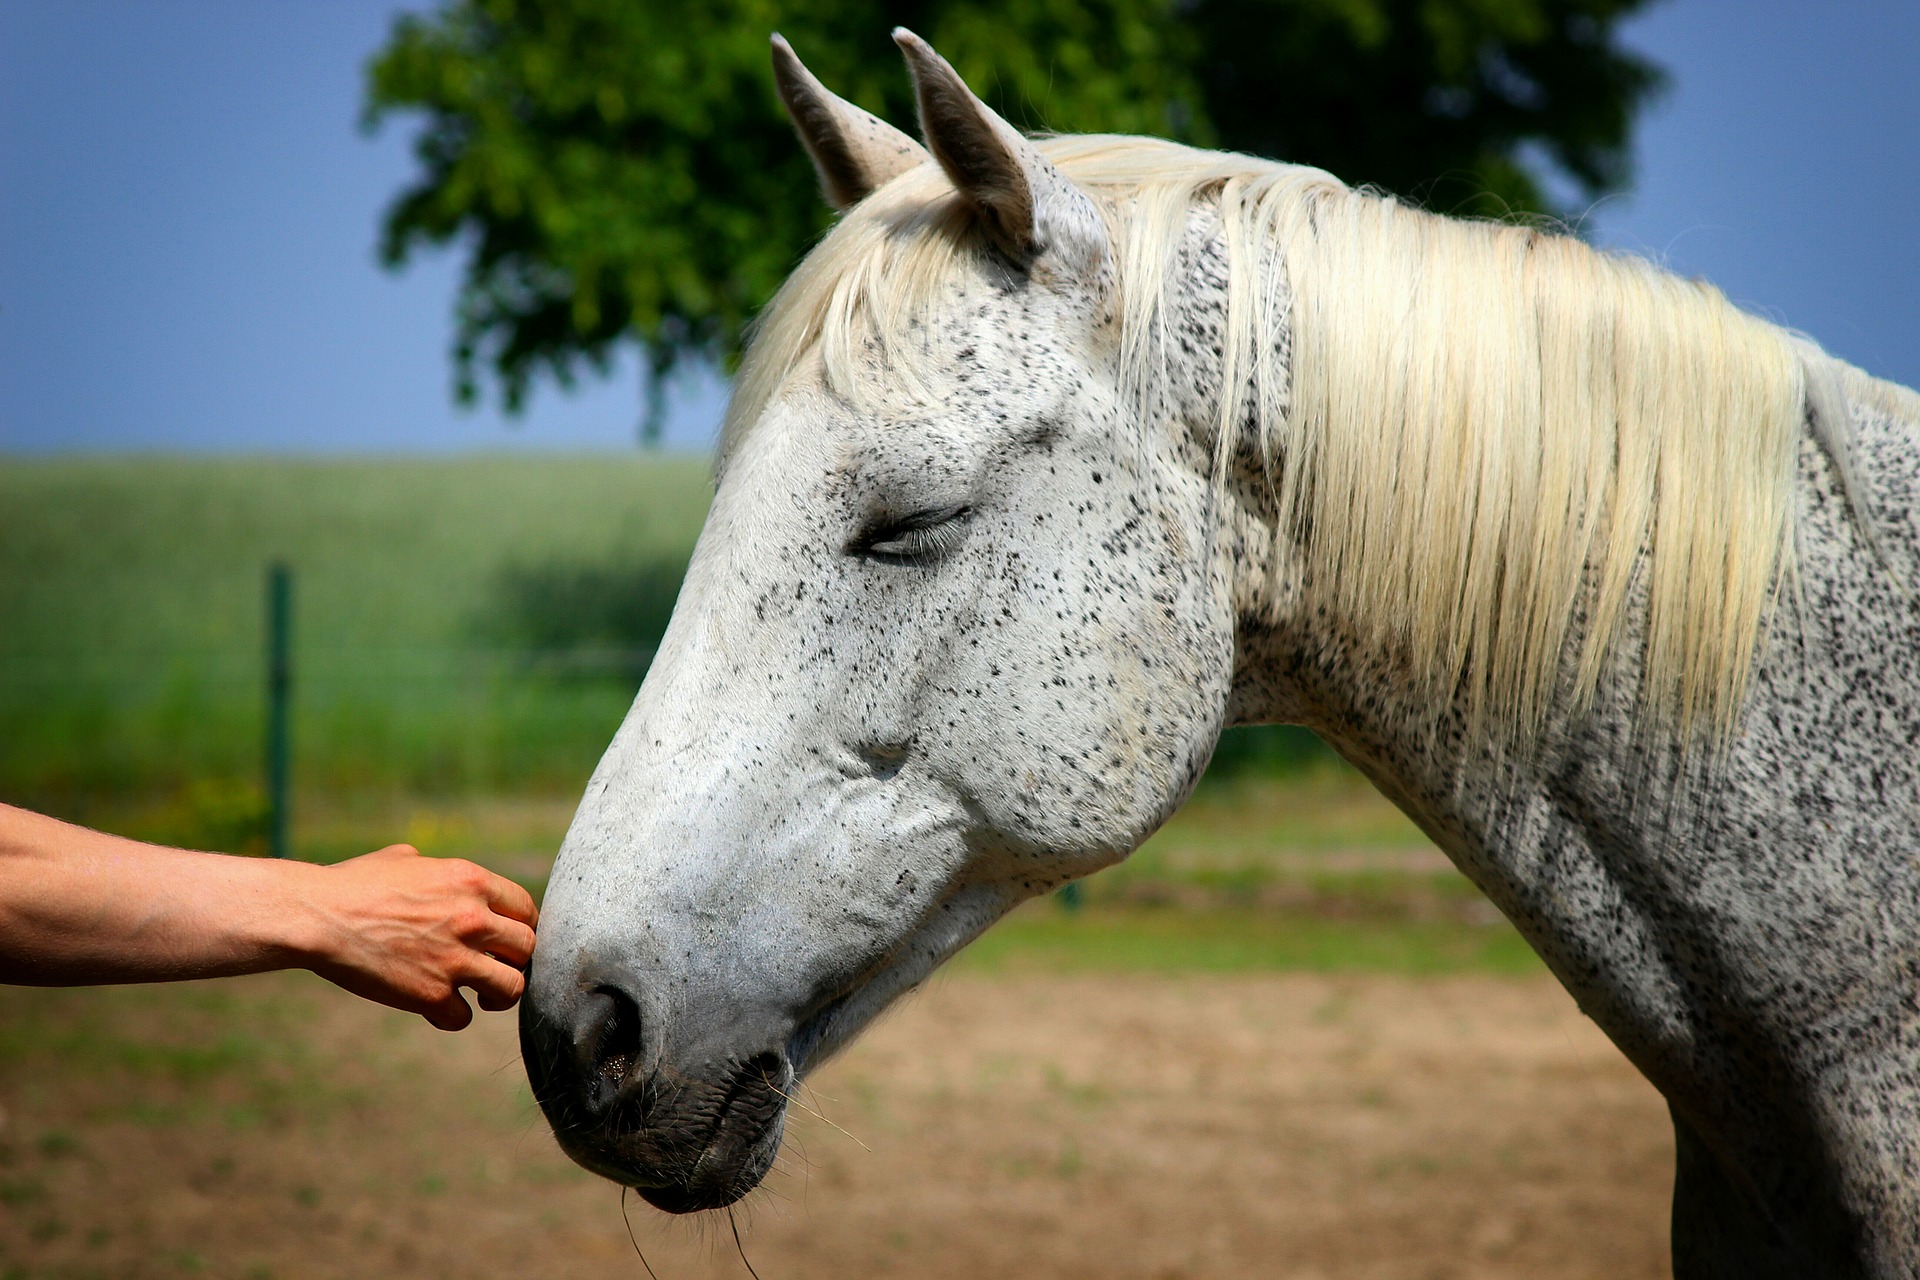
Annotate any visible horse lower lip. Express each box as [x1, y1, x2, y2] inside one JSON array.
[[637, 1179, 753, 1214], [573, 1071, 789, 1212], [561, 1113, 780, 1211], [614, 1109, 783, 1213]]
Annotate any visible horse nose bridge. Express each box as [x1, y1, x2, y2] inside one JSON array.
[[559, 727, 816, 885], [550, 758, 875, 959], [608, 609, 824, 764]]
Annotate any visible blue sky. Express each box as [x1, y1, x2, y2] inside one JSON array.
[[1, 0, 1915, 455]]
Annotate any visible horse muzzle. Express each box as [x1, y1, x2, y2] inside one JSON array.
[[519, 978, 791, 1212]]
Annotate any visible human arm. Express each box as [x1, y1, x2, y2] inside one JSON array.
[[0, 802, 537, 1030]]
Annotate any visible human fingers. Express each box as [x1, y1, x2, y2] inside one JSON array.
[[423, 989, 475, 1032], [469, 914, 537, 969], [426, 857, 537, 927], [460, 953, 528, 1014], [476, 869, 538, 927]]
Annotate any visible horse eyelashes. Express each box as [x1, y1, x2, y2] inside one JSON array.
[[858, 505, 972, 563]]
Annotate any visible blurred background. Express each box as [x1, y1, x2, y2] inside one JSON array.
[[2, 2, 1915, 1277]]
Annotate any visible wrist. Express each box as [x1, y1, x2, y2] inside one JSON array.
[[243, 857, 341, 972]]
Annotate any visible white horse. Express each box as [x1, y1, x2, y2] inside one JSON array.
[[522, 30, 1920, 1277]]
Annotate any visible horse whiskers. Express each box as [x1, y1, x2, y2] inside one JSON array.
[[765, 1081, 871, 1153], [799, 1082, 843, 1107], [621, 1186, 664, 1280], [776, 1131, 819, 1179], [727, 1204, 766, 1280]]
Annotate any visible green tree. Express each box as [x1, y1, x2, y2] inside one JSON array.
[[363, 0, 1662, 435]]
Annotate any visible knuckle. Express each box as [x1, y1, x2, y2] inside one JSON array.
[[412, 971, 455, 998]]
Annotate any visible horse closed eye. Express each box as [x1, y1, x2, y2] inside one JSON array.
[[855, 505, 971, 563]]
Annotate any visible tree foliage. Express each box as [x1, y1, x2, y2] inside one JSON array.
[[364, 0, 1662, 432]]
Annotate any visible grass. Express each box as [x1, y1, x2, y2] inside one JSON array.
[[0, 980, 352, 1130], [1097, 768, 1443, 898], [952, 770, 1534, 976], [954, 904, 1537, 975], [0, 454, 712, 822]]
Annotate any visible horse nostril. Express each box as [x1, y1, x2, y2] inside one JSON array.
[[742, 1050, 787, 1090], [580, 983, 644, 1115]]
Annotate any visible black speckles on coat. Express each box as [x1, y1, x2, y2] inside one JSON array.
[[526, 165, 1920, 1277]]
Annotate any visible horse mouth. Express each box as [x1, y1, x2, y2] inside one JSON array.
[[595, 1087, 786, 1212], [619, 980, 879, 1210], [634, 1155, 770, 1215], [617, 998, 853, 1211], [629, 1107, 784, 1214], [526, 1031, 793, 1213]]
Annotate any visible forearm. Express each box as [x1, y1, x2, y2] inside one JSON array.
[[0, 803, 326, 985]]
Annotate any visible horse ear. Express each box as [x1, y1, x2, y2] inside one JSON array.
[[893, 28, 1106, 273], [772, 34, 928, 212]]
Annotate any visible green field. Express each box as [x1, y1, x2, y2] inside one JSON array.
[[1, 454, 712, 835]]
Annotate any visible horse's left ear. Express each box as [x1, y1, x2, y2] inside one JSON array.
[[893, 29, 1107, 276], [774, 34, 930, 211]]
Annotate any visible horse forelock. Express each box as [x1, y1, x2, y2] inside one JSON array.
[[723, 131, 1909, 743]]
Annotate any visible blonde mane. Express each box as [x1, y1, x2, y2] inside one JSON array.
[[726, 134, 1917, 739]]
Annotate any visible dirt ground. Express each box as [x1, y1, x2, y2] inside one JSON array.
[[0, 970, 1673, 1280]]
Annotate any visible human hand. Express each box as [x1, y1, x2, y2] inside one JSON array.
[[298, 844, 539, 1031]]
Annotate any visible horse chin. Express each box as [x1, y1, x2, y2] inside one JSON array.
[[631, 1119, 785, 1214], [556, 1102, 787, 1214], [634, 1165, 766, 1215], [527, 1044, 792, 1214]]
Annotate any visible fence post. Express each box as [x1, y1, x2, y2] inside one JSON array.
[[266, 562, 293, 859]]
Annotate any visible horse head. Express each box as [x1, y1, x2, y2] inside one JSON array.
[[519, 32, 1239, 1211]]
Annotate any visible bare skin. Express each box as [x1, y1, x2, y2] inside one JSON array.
[[0, 803, 537, 1031]]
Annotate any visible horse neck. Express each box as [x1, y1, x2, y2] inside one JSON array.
[[1190, 292, 1705, 1156], [1152, 199, 1666, 871], [1163, 197, 1920, 1264]]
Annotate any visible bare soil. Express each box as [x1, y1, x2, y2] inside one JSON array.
[[0, 971, 1672, 1280]]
